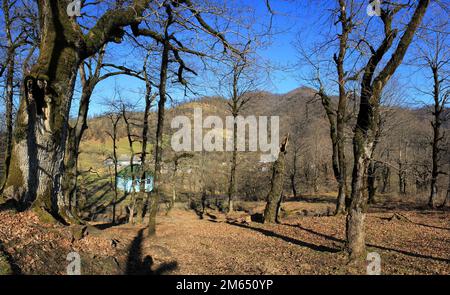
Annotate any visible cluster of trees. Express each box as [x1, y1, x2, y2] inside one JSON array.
[[0, 0, 254, 232], [0, 0, 448, 265]]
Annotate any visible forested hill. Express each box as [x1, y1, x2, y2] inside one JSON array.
[[77, 86, 446, 201]]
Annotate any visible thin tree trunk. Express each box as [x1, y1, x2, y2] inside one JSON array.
[[1, 47, 14, 194], [290, 174, 297, 199], [136, 76, 153, 224], [334, 1, 350, 214], [64, 82, 93, 217], [105, 113, 121, 224], [227, 117, 237, 213], [429, 67, 441, 208], [111, 118, 120, 224], [63, 48, 107, 218], [368, 159, 377, 204], [290, 147, 299, 198], [122, 105, 138, 224], [0, 0, 14, 194], [148, 30, 170, 235]]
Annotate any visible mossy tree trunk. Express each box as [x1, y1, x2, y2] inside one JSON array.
[[4, 1, 82, 219], [264, 135, 289, 224], [2, 0, 152, 221]]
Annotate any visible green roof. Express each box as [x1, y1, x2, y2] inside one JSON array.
[[117, 164, 153, 179]]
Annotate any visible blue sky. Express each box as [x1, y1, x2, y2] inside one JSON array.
[[72, 0, 321, 117], [77, 0, 447, 117], [0, 1, 443, 117]]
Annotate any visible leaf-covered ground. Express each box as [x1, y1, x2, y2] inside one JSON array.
[[0, 198, 449, 275]]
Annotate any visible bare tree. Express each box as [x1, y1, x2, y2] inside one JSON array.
[[326, 0, 359, 214], [63, 46, 144, 218], [346, 0, 430, 261], [105, 109, 121, 225], [416, 28, 449, 207], [121, 101, 140, 224], [296, 0, 362, 215], [287, 115, 307, 199], [146, 5, 172, 235], [135, 52, 157, 224], [224, 57, 257, 213], [0, 0, 35, 193]]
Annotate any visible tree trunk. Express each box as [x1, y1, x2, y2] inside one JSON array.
[[429, 67, 441, 208], [335, 119, 348, 214], [2, 0, 160, 221], [227, 117, 237, 213], [346, 126, 372, 261], [123, 106, 138, 224], [0, 47, 14, 194], [136, 97, 151, 223], [63, 47, 107, 219], [346, 0, 430, 261], [290, 174, 297, 199], [148, 35, 169, 235], [368, 159, 377, 204], [290, 147, 299, 199], [318, 91, 347, 215], [264, 135, 289, 224], [3, 1, 81, 220], [381, 164, 390, 193], [111, 119, 120, 224], [63, 83, 93, 217], [334, 7, 350, 214]]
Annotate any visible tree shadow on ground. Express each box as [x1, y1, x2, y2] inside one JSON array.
[[228, 222, 340, 253], [376, 215, 450, 231], [287, 195, 334, 204], [368, 201, 450, 213], [0, 199, 17, 212], [93, 220, 126, 230], [284, 223, 450, 263], [125, 229, 178, 275], [0, 242, 21, 274]]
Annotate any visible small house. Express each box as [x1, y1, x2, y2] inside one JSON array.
[[116, 164, 153, 193]]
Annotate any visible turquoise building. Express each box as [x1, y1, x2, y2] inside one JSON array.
[[116, 164, 154, 193]]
